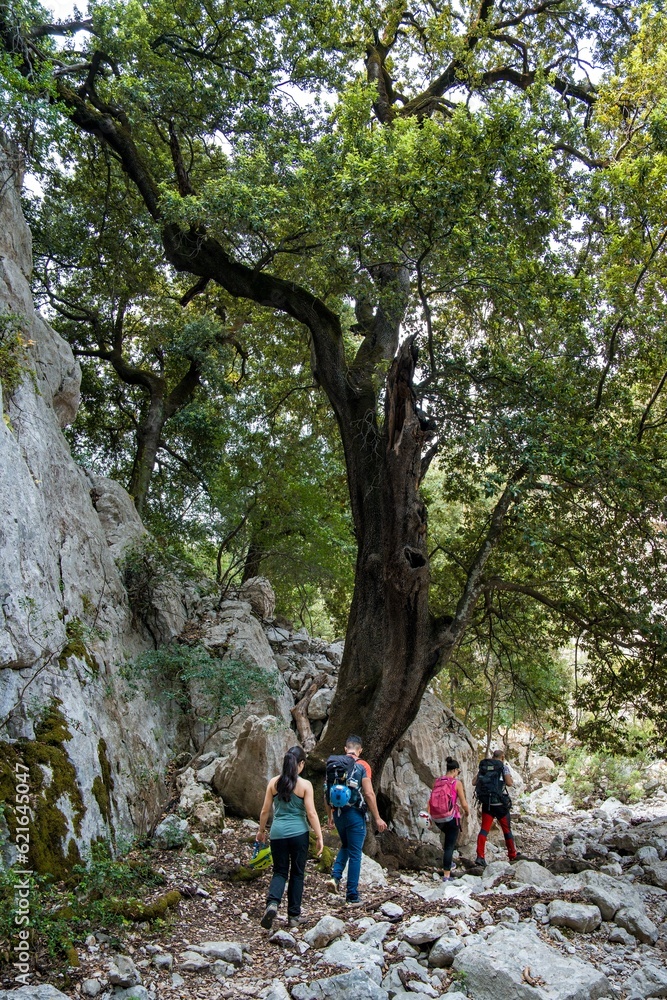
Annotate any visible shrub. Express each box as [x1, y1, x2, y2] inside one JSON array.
[[124, 641, 277, 750], [0, 311, 34, 408], [563, 748, 648, 808]]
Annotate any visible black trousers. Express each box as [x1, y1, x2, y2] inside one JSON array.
[[267, 831, 310, 916], [435, 817, 460, 871]]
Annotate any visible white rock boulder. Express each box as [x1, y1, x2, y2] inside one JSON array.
[[452, 924, 611, 999]]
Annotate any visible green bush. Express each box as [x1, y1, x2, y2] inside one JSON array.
[[563, 748, 648, 808], [0, 311, 33, 408], [125, 641, 277, 727]]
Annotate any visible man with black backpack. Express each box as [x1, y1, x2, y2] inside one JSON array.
[[474, 749, 517, 867], [324, 735, 387, 905]]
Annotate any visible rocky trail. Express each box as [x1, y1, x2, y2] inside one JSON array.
[[4, 803, 667, 1000]]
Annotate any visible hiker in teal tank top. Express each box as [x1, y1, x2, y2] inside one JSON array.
[[257, 746, 323, 930]]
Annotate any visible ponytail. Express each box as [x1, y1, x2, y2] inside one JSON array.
[[276, 745, 306, 802]]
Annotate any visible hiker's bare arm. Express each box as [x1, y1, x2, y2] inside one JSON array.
[[257, 779, 276, 842], [456, 779, 470, 816], [361, 776, 387, 833], [504, 772, 514, 787], [303, 780, 324, 855]]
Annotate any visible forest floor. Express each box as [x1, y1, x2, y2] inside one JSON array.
[[4, 810, 591, 999]]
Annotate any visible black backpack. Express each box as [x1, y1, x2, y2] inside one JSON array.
[[324, 754, 366, 811], [475, 758, 512, 812]]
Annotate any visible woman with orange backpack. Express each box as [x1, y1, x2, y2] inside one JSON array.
[[427, 757, 470, 881]]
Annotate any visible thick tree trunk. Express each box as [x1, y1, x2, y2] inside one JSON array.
[[313, 341, 446, 780], [128, 393, 167, 516]]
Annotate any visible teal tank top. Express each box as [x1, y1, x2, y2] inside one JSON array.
[[270, 791, 309, 839]]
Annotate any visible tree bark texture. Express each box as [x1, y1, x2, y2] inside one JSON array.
[[312, 339, 444, 779]]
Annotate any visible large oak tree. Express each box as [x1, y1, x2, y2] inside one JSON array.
[[3, 0, 667, 772]]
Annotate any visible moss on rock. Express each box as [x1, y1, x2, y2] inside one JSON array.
[[108, 889, 181, 921], [308, 830, 334, 873], [58, 619, 97, 674], [0, 699, 85, 879]]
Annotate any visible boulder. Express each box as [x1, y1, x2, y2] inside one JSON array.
[[195, 605, 294, 748], [269, 929, 297, 948], [635, 845, 660, 865], [176, 768, 207, 811], [608, 925, 634, 945], [263, 982, 292, 1000], [194, 941, 244, 965], [307, 686, 334, 720], [623, 961, 667, 999], [525, 753, 556, 785], [0, 990, 73, 999], [89, 475, 146, 561], [382, 957, 430, 993], [239, 576, 276, 619], [642, 860, 667, 889], [602, 816, 667, 853], [212, 714, 295, 818], [196, 757, 223, 785], [482, 860, 515, 883], [108, 955, 141, 988], [401, 915, 453, 946], [561, 869, 641, 920], [179, 950, 211, 971], [191, 798, 225, 830], [452, 924, 611, 999], [304, 915, 347, 949], [320, 936, 385, 982], [358, 854, 389, 888], [153, 815, 189, 849], [521, 783, 574, 815], [358, 921, 392, 947], [152, 952, 173, 970], [613, 905, 659, 945], [547, 900, 601, 933], [510, 860, 561, 891], [427, 934, 464, 968], [292, 969, 389, 1000], [497, 906, 520, 924]]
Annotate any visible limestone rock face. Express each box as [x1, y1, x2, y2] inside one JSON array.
[[0, 137, 179, 865]]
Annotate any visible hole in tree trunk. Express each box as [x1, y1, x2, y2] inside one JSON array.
[[404, 546, 426, 569]]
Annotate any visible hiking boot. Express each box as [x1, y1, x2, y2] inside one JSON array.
[[288, 915, 306, 929], [475, 856, 487, 868], [511, 853, 528, 862], [327, 877, 340, 894], [260, 902, 278, 929], [345, 897, 364, 907]]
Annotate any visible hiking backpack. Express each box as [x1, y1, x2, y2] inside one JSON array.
[[324, 754, 366, 811], [475, 757, 511, 811], [428, 775, 459, 822]]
